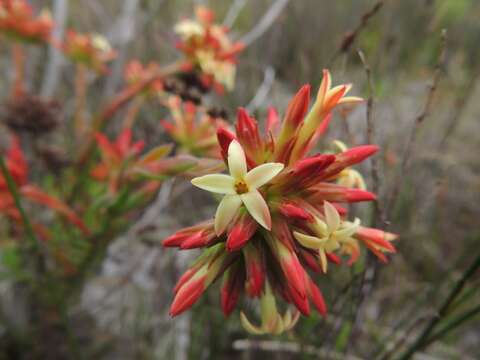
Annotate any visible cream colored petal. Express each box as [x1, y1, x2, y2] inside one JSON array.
[[245, 162, 284, 189], [214, 195, 242, 235], [338, 96, 364, 104], [293, 231, 324, 249], [312, 216, 328, 236], [324, 201, 340, 232], [191, 174, 236, 194], [228, 140, 247, 180], [319, 249, 328, 273], [240, 312, 265, 335], [324, 239, 340, 252], [271, 314, 285, 335], [240, 190, 271, 230], [284, 310, 300, 331], [334, 221, 360, 240]]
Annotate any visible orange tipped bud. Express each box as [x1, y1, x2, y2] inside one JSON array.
[[284, 84, 311, 127]]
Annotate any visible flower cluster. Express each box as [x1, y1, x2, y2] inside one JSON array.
[[62, 30, 116, 73], [124, 60, 164, 97], [91, 129, 195, 195], [161, 96, 230, 158], [0, 137, 88, 235], [174, 6, 244, 91], [163, 70, 398, 334], [0, 0, 52, 43]]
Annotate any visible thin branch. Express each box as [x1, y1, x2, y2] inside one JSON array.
[[386, 29, 447, 218], [422, 303, 480, 348], [223, 0, 248, 28], [246, 66, 275, 111], [238, 0, 290, 47], [357, 49, 385, 228], [439, 64, 480, 149], [396, 244, 480, 360], [329, 1, 384, 66], [0, 155, 39, 251], [41, 0, 68, 97]]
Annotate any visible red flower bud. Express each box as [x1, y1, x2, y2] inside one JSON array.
[[217, 127, 236, 161], [278, 202, 312, 221], [321, 145, 379, 180], [220, 262, 244, 316], [306, 276, 327, 315], [243, 243, 265, 297], [226, 213, 257, 252], [283, 84, 311, 128], [170, 272, 207, 316]]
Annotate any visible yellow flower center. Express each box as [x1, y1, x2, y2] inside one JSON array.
[[234, 180, 249, 194]]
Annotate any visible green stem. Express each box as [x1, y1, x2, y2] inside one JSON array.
[[422, 303, 480, 348], [396, 248, 480, 360], [0, 155, 39, 250]]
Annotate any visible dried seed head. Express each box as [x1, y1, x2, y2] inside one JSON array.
[[3, 94, 61, 134]]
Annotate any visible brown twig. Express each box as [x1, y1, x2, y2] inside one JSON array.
[[386, 29, 447, 218], [329, 1, 384, 66]]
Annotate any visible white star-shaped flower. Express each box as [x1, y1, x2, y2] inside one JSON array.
[[293, 201, 360, 272], [191, 140, 284, 235]]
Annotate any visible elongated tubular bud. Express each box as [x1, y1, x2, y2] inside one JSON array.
[[288, 282, 311, 315], [243, 243, 265, 297], [275, 85, 311, 156], [308, 183, 376, 203], [299, 248, 322, 273], [306, 276, 327, 315], [266, 234, 306, 299], [320, 145, 379, 181], [226, 213, 257, 252], [355, 227, 397, 253], [217, 127, 236, 161], [265, 106, 280, 135], [170, 246, 227, 316], [220, 261, 244, 316], [273, 154, 335, 191], [278, 202, 312, 221], [180, 231, 216, 249], [170, 270, 208, 316], [236, 108, 260, 146]]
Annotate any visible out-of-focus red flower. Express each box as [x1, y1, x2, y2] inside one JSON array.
[[164, 71, 398, 334], [174, 6, 244, 91], [91, 128, 196, 194], [124, 60, 163, 96], [0, 137, 89, 235], [0, 0, 53, 44], [62, 30, 116, 73], [161, 96, 230, 158]]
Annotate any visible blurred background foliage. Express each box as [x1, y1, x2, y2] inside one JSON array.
[[1, 0, 479, 359]]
